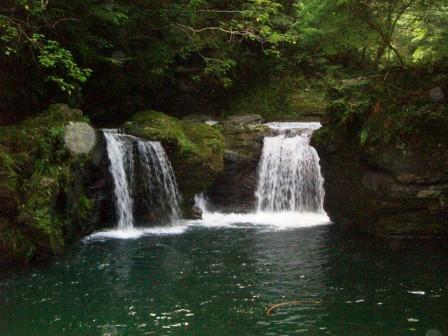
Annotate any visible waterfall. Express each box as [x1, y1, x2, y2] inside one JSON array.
[[103, 129, 135, 230], [255, 123, 325, 213], [135, 141, 181, 224], [103, 129, 181, 230]]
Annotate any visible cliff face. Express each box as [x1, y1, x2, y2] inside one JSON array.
[[312, 70, 448, 237], [0, 104, 112, 265], [314, 133, 448, 237]]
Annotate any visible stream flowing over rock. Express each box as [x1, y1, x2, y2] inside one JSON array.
[[124, 110, 224, 217], [256, 123, 325, 213], [103, 129, 181, 228]]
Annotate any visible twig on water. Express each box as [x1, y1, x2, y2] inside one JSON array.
[[266, 300, 320, 316]]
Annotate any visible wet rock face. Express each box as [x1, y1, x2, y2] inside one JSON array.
[[207, 116, 269, 213], [312, 129, 448, 238]]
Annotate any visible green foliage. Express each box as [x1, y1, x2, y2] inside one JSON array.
[[0, 104, 95, 263], [32, 34, 92, 94], [319, 67, 448, 149], [293, 0, 448, 68], [359, 129, 369, 146], [0, 0, 447, 122], [228, 74, 327, 121]]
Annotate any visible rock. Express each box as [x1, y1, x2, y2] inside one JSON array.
[[124, 110, 224, 215], [226, 114, 263, 125], [207, 118, 270, 212], [0, 104, 112, 265], [190, 206, 202, 220], [311, 68, 448, 238], [312, 111, 448, 238], [182, 114, 218, 125], [367, 144, 448, 184], [124, 111, 271, 214], [0, 148, 17, 217]]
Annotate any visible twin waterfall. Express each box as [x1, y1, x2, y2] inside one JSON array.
[[103, 130, 181, 230], [103, 122, 325, 231], [256, 122, 325, 214]]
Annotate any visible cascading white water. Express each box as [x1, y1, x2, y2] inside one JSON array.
[[103, 129, 181, 230], [136, 141, 181, 224], [255, 123, 325, 213], [103, 129, 135, 230], [187, 122, 329, 232]]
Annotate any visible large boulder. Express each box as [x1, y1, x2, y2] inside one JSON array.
[[124, 110, 224, 214], [0, 104, 112, 265], [312, 70, 448, 237]]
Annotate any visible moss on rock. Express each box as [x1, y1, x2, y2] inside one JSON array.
[[125, 110, 224, 203], [0, 104, 98, 265]]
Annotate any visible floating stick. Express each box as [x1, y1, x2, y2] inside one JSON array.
[[266, 300, 320, 316]]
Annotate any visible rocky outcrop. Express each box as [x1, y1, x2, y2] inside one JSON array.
[[124, 111, 270, 214], [0, 104, 112, 265], [312, 71, 448, 238], [207, 116, 269, 212], [124, 110, 224, 216], [314, 136, 448, 237]]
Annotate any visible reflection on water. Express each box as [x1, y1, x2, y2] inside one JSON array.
[[1, 224, 448, 336]]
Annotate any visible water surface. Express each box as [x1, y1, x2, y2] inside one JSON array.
[[1, 219, 447, 335]]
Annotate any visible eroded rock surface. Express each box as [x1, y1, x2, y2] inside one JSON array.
[[207, 115, 270, 212]]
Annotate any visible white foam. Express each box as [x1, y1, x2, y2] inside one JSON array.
[[143, 226, 188, 235], [85, 225, 188, 241], [192, 211, 331, 230], [266, 122, 322, 131], [85, 210, 331, 241], [192, 193, 331, 230]]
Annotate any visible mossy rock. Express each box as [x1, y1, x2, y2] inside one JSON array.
[[0, 104, 98, 265], [125, 110, 224, 202]]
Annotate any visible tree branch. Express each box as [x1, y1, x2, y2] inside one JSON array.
[[49, 17, 80, 29], [172, 23, 262, 43]]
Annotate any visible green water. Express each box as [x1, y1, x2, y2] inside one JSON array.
[[1, 224, 447, 335]]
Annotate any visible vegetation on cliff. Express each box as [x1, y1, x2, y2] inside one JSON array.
[[312, 67, 448, 237], [0, 104, 100, 264]]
